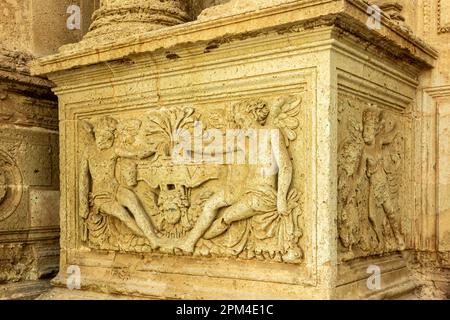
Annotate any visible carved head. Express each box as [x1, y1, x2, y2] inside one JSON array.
[[93, 116, 118, 150], [158, 186, 189, 225], [362, 107, 380, 145], [233, 99, 270, 129], [117, 119, 142, 146]]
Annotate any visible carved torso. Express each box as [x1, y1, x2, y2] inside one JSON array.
[[87, 146, 119, 195]]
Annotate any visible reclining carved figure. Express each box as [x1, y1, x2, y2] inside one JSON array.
[[79, 116, 160, 248]]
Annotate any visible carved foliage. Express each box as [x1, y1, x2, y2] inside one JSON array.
[[0, 244, 35, 283], [78, 96, 304, 264]]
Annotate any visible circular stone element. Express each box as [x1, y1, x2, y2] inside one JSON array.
[[61, 0, 191, 52], [0, 150, 23, 221], [88, 0, 190, 39]]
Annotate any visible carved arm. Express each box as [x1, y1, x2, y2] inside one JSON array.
[[115, 147, 155, 159], [381, 122, 399, 145], [345, 150, 367, 204], [273, 131, 292, 214], [79, 152, 90, 219]]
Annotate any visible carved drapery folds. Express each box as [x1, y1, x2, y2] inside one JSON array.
[[78, 96, 304, 264], [337, 96, 407, 261]]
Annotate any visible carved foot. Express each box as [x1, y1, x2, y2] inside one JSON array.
[[158, 246, 175, 254], [281, 247, 303, 264], [173, 240, 195, 255], [154, 237, 177, 253], [147, 238, 161, 251], [396, 234, 405, 250]]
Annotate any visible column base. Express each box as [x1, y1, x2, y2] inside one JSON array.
[[0, 280, 52, 300]]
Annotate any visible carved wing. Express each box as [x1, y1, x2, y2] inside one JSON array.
[[337, 110, 365, 203], [270, 96, 301, 146]]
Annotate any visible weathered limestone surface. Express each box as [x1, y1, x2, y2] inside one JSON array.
[[0, 48, 60, 296], [0, 0, 69, 299], [403, 0, 450, 299], [0, 0, 98, 57], [198, 0, 291, 19], [31, 0, 440, 299], [0, 0, 445, 301], [61, 0, 191, 51]]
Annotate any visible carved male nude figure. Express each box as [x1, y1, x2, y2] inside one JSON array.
[[79, 116, 160, 248], [349, 109, 405, 249]]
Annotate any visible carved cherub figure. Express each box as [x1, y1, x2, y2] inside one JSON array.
[[79, 116, 159, 248], [177, 97, 302, 263], [347, 107, 405, 250]]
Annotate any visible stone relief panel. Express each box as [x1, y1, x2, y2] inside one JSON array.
[[337, 94, 410, 261], [438, 0, 450, 34], [0, 69, 60, 283], [78, 96, 305, 264]]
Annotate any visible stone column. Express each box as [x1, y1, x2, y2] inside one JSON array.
[[0, 0, 101, 298], [198, 0, 290, 20], [81, 0, 190, 45], [0, 50, 60, 295]]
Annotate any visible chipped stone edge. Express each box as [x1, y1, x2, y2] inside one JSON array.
[[31, 0, 438, 77]]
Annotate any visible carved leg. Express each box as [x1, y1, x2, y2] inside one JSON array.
[[383, 199, 405, 249], [116, 186, 159, 249], [176, 191, 229, 253], [368, 191, 384, 251], [204, 197, 254, 240], [100, 201, 144, 238]]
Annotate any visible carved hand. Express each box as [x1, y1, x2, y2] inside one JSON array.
[[79, 199, 89, 219], [277, 198, 289, 216]]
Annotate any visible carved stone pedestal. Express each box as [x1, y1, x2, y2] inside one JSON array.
[[0, 49, 60, 298], [33, 0, 436, 299]]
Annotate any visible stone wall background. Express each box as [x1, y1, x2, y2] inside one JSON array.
[[376, 0, 450, 299], [0, 0, 98, 56], [0, 0, 63, 297]]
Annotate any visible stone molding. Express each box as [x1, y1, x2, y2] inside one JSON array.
[[32, 0, 437, 76], [437, 0, 450, 34]]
